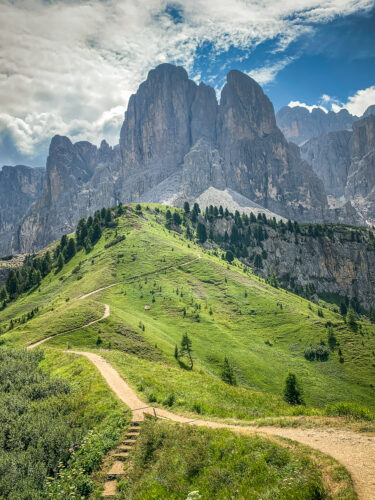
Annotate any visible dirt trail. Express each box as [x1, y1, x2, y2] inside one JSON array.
[[27, 304, 110, 349], [27, 248, 375, 498], [76, 249, 201, 300], [64, 351, 375, 500]]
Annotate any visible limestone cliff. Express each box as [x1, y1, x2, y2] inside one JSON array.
[[9, 64, 364, 254], [0, 165, 44, 255], [15, 137, 122, 253], [276, 106, 356, 145]]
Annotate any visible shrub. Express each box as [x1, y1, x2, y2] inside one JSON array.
[[304, 344, 329, 362], [325, 402, 374, 421]]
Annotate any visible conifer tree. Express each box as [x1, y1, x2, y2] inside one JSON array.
[[6, 270, 18, 298], [346, 305, 358, 331], [183, 201, 190, 214], [221, 357, 236, 385], [284, 372, 304, 405], [180, 333, 193, 369], [64, 238, 77, 262], [56, 253, 64, 272], [197, 222, 207, 243]]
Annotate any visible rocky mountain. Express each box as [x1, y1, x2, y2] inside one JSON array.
[[301, 115, 375, 224], [13, 137, 122, 253], [204, 213, 375, 310], [2, 64, 364, 255], [0, 165, 45, 256], [276, 106, 356, 145], [301, 130, 352, 198]]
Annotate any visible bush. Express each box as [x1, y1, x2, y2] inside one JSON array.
[[325, 402, 375, 421], [304, 344, 329, 362], [104, 235, 125, 249]]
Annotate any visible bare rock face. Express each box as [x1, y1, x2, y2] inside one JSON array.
[[276, 106, 356, 145], [216, 71, 328, 221], [15, 137, 121, 253], [7, 64, 366, 254], [300, 115, 375, 224], [120, 64, 196, 174], [346, 115, 375, 223], [301, 130, 352, 198], [0, 165, 44, 255]]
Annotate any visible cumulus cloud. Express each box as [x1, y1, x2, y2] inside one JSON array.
[[288, 101, 328, 113], [334, 86, 375, 115], [289, 87, 375, 116], [0, 0, 373, 163]]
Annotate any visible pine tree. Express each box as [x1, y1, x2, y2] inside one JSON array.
[[0, 286, 8, 302], [41, 251, 51, 276], [173, 211, 181, 226], [60, 234, 68, 250], [6, 270, 18, 298], [183, 201, 190, 214], [346, 305, 358, 331], [91, 222, 102, 244], [267, 267, 279, 288], [64, 238, 77, 262], [197, 223, 207, 243], [225, 250, 234, 263], [254, 254, 263, 269], [340, 301, 347, 316], [221, 357, 236, 385], [56, 253, 64, 272], [180, 333, 193, 369], [284, 372, 304, 405], [193, 202, 200, 215], [327, 325, 337, 350]]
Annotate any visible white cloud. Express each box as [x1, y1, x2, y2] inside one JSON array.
[[248, 57, 296, 85], [288, 87, 375, 116], [336, 86, 375, 116], [0, 0, 373, 162], [288, 101, 328, 113]]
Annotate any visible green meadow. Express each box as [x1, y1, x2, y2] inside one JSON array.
[[2, 204, 374, 418]]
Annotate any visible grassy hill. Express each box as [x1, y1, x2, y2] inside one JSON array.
[[1, 204, 374, 419]]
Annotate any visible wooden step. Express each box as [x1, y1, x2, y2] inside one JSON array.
[[123, 438, 137, 445], [131, 421, 141, 426], [114, 451, 129, 461], [129, 426, 140, 432], [118, 444, 133, 451], [126, 432, 139, 439], [107, 460, 125, 479], [102, 479, 117, 498]]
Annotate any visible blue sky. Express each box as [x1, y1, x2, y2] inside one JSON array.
[[191, 6, 375, 112], [0, 0, 374, 167]]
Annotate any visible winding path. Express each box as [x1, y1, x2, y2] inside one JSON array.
[[27, 249, 375, 499], [27, 304, 110, 349], [64, 351, 375, 500]]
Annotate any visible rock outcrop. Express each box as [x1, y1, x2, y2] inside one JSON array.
[[346, 115, 375, 223], [15, 137, 122, 253], [276, 106, 356, 145], [300, 115, 375, 224], [7, 64, 365, 254], [208, 216, 375, 309], [0, 165, 44, 255], [301, 130, 352, 198]]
